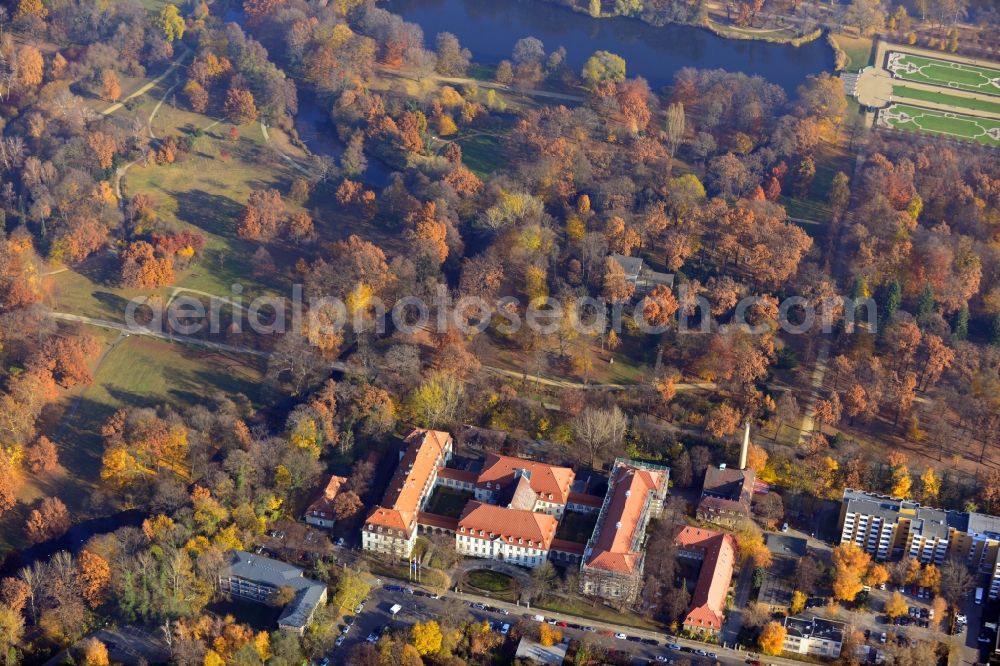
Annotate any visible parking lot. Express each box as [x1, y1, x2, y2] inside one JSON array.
[[322, 581, 816, 666]]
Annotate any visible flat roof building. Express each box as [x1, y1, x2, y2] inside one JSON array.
[[783, 616, 846, 659], [219, 551, 327, 634], [838, 488, 1000, 599]]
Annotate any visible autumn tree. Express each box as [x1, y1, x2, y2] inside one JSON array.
[[410, 620, 443, 656], [884, 591, 908, 619], [582, 50, 625, 87], [17, 45, 44, 88], [77, 550, 111, 608], [758, 621, 786, 656], [25, 497, 71, 543], [81, 638, 109, 666], [237, 189, 284, 241], [639, 284, 679, 328], [832, 542, 871, 602], [602, 257, 634, 304], [120, 241, 175, 288], [333, 490, 363, 520], [158, 4, 186, 42], [538, 622, 562, 647], [26, 435, 58, 473], [184, 80, 209, 113], [100, 69, 122, 102], [706, 402, 741, 438], [224, 88, 258, 124]]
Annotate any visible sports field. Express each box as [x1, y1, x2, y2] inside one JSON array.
[[887, 52, 1000, 95], [879, 103, 1000, 147]]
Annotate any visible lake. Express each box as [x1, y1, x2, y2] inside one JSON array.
[[384, 0, 833, 93]]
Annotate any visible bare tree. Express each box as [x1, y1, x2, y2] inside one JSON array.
[[939, 558, 974, 608], [572, 405, 628, 467]]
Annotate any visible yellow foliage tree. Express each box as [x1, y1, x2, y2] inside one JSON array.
[[437, 114, 458, 136], [891, 463, 912, 499], [790, 590, 807, 615], [16, 0, 48, 21], [920, 467, 940, 503], [920, 564, 941, 593], [864, 563, 889, 588], [411, 620, 443, 656], [832, 543, 870, 602], [159, 4, 186, 42], [885, 591, 907, 619], [539, 622, 562, 647], [758, 621, 786, 656], [81, 639, 110, 666]]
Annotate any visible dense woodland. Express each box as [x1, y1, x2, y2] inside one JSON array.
[[0, 0, 997, 664]]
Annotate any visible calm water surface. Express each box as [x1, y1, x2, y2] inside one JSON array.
[[385, 0, 832, 93]]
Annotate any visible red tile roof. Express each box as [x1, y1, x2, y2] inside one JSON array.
[[304, 474, 348, 519], [437, 467, 478, 484], [477, 454, 575, 504], [551, 538, 586, 555], [674, 526, 736, 631], [568, 491, 604, 508], [417, 511, 459, 531], [366, 429, 452, 535], [457, 501, 558, 550], [584, 465, 666, 574]]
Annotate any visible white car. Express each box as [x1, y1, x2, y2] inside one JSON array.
[[497, 608, 509, 615], [500, 623, 510, 635], [335, 636, 345, 647], [355, 602, 365, 613], [614, 632, 627, 640]]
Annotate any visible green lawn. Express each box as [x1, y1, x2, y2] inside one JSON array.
[[555, 510, 598, 544], [880, 103, 1000, 147], [534, 597, 661, 631], [891, 85, 1000, 115], [455, 132, 506, 178], [424, 486, 474, 519], [888, 52, 1000, 95], [832, 34, 874, 71], [465, 570, 514, 594]]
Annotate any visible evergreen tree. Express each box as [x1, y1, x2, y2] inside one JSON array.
[[917, 283, 935, 319], [878, 280, 901, 335], [953, 304, 969, 341]]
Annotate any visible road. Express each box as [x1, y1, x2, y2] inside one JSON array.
[[328, 576, 807, 666]]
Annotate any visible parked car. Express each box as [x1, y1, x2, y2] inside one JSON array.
[[335, 636, 345, 647], [384, 584, 403, 592], [666, 643, 682, 651], [472, 603, 486, 610], [693, 649, 708, 656], [497, 608, 509, 615], [557, 621, 568, 628], [781, 523, 789, 532], [355, 602, 365, 613], [319, 658, 330, 666], [501, 623, 510, 635], [366, 633, 378, 643], [880, 633, 887, 643], [614, 632, 627, 640], [335, 537, 345, 547], [582, 626, 597, 632], [642, 638, 659, 645], [707, 653, 717, 659]]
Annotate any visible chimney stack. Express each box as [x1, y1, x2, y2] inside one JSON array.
[[739, 420, 750, 470]]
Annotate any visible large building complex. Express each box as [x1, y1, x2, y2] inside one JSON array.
[[673, 526, 736, 636], [474, 454, 575, 516], [579, 459, 669, 604], [362, 429, 453, 557], [838, 489, 1000, 599], [456, 501, 558, 567], [218, 551, 328, 634]]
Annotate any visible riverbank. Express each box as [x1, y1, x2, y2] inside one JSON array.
[[536, 0, 825, 46]]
